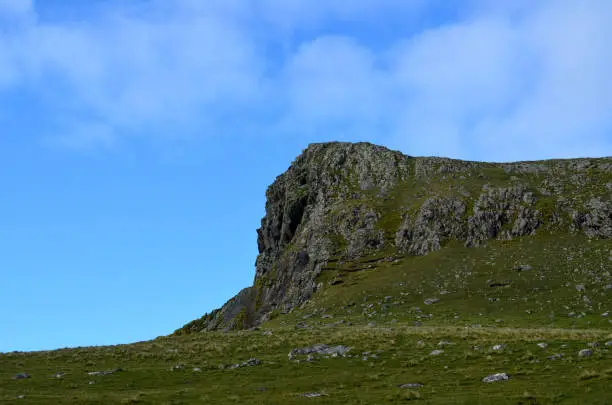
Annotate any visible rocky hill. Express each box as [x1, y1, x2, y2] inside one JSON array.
[[175, 142, 612, 335], [3, 141, 612, 404]]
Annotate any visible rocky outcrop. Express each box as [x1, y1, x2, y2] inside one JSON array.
[[396, 197, 466, 255], [572, 198, 612, 239], [465, 185, 541, 247], [174, 142, 611, 334]]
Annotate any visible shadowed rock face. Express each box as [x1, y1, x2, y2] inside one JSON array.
[[174, 142, 612, 334]]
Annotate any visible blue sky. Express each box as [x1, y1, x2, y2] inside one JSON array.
[[1, 0, 611, 352]]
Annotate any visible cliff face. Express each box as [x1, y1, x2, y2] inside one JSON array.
[[175, 142, 612, 334]]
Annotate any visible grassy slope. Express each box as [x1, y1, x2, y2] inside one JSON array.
[[2, 154, 610, 403], [2, 234, 611, 404]]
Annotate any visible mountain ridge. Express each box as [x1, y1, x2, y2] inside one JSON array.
[[175, 141, 612, 335]]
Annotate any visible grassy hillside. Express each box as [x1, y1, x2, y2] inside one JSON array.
[[1, 234, 611, 404], [2, 144, 610, 404]]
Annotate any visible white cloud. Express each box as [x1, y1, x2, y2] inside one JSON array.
[[275, 0, 612, 160], [0, 0, 610, 159]]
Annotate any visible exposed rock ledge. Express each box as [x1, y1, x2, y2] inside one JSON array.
[[174, 142, 611, 334]]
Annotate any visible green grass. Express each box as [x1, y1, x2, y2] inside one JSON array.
[[2, 233, 611, 404]]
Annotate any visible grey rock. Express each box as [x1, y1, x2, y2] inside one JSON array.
[[12, 373, 30, 380], [289, 344, 351, 359], [300, 392, 325, 398], [575, 284, 585, 292], [605, 341, 612, 346], [225, 358, 262, 369], [547, 353, 563, 360], [482, 372, 509, 383], [466, 185, 541, 247], [537, 343, 548, 349], [17, 395, 25, 399], [572, 198, 612, 239], [424, 298, 440, 305], [192, 367, 201, 372], [396, 197, 466, 255], [515, 264, 532, 271], [579, 349, 593, 357], [587, 342, 600, 348], [430, 349, 444, 356], [398, 383, 424, 389], [53, 372, 65, 379]]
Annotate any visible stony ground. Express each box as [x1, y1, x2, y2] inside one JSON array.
[[2, 234, 611, 404]]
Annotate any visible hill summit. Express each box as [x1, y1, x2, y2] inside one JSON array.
[[176, 141, 611, 334]]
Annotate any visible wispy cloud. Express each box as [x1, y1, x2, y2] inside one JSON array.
[[0, 0, 610, 159]]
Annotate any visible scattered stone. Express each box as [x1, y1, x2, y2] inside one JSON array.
[[192, 367, 201, 372], [492, 344, 507, 351], [438, 340, 454, 347], [88, 381, 95, 385], [300, 392, 325, 398], [605, 341, 612, 347], [605, 284, 612, 290], [262, 330, 273, 336], [575, 284, 585, 292], [482, 372, 509, 383], [367, 322, 377, 327], [537, 343, 548, 349], [489, 281, 511, 288], [295, 322, 309, 329], [289, 344, 351, 360], [430, 349, 444, 356], [398, 383, 424, 389], [53, 372, 65, 379], [424, 298, 440, 305], [547, 354, 563, 360], [228, 358, 261, 369], [602, 312, 609, 317], [17, 395, 25, 399], [583, 295, 592, 305], [578, 349, 593, 357], [587, 342, 600, 348], [515, 264, 532, 272], [12, 373, 30, 380], [88, 368, 122, 376]]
